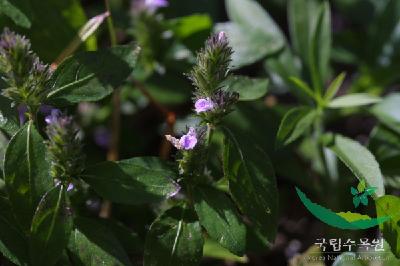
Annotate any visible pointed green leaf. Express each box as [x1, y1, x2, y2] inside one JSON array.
[[324, 72, 346, 101], [144, 206, 203, 266], [82, 157, 180, 205], [288, 77, 316, 101], [328, 93, 381, 109], [193, 185, 246, 256], [276, 106, 318, 148], [46, 45, 140, 106], [68, 217, 132, 266], [308, 1, 331, 90], [29, 185, 73, 266], [224, 129, 278, 247], [326, 134, 384, 197], [351, 187, 358, 195], [4, 121, 52, 230]]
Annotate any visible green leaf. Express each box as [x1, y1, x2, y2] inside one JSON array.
[[223, 129, 278, 247], [214, 22, 282, 69], [4, 121, 52, 230], [288, 77, 317, 101], [46, 45, 140, 106], [168, 14, 212, 52], [288, 0, 321, 65], [309, 1, 331, 90], [0, 95, 19, 137], [350, 187, 358, 195], [289, 0, 331, 89], [0, 0, 31, 28], [371, 93, 400, 135], [0, 196, 28, 265], [276, 107, 318, 148], [193, 185, 246, 256], [98, 219, 143, 254], [376, 195, 400, 258], [0, 0, 95, 62], [216, 0, 285, 68], [29, 185, 73, 266], [225, 0, 285, 44], [328, 93, 381, 108], [353, 196, 360, 208], [82, 157, 180, 205], [203, 238, 248, 263], [223, 76, 269, 101], [68, 217, 132, 266], [326, 134, 385, 197], [144, 206, 203, 266], [324, 72, 346, 101]]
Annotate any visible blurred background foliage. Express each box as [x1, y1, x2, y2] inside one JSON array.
[[2, 0, 400, 265]]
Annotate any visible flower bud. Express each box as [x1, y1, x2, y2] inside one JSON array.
[[188, 31, 233, 97], [0, 28, 51, 109], [194, 98, 215, 114], [45, 109, 85, 181]]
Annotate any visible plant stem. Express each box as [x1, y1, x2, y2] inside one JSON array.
[[100, 0, 118, 219]]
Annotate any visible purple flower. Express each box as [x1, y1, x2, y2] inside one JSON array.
[[145, 0, 168, 9], [165, 127, 197, 150], [195, 98, 215, 114], [94, 126, 111, 149], [67, 183, 74, 192], [17, 104, 28, 125], [45, 109, 62, 124], [217, 31, 227, 43]]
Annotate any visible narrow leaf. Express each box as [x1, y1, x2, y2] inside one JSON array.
[[288, 77, 316, 101], [324, 72, 346, 101], [276, 106, 317, 148], [144, 206, 203, 266], [328, 93, 381, 109]]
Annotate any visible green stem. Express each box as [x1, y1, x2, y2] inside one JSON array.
[[104, 0, 117, 47], [314, 108, 330, 180]]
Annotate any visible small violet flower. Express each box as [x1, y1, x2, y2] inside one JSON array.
[[45, 109, 62, 125], [166, 127, 197, 150], [145, 0, 168, 9], [195, 98, 215, 114], [217, 31, 227, 43]]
